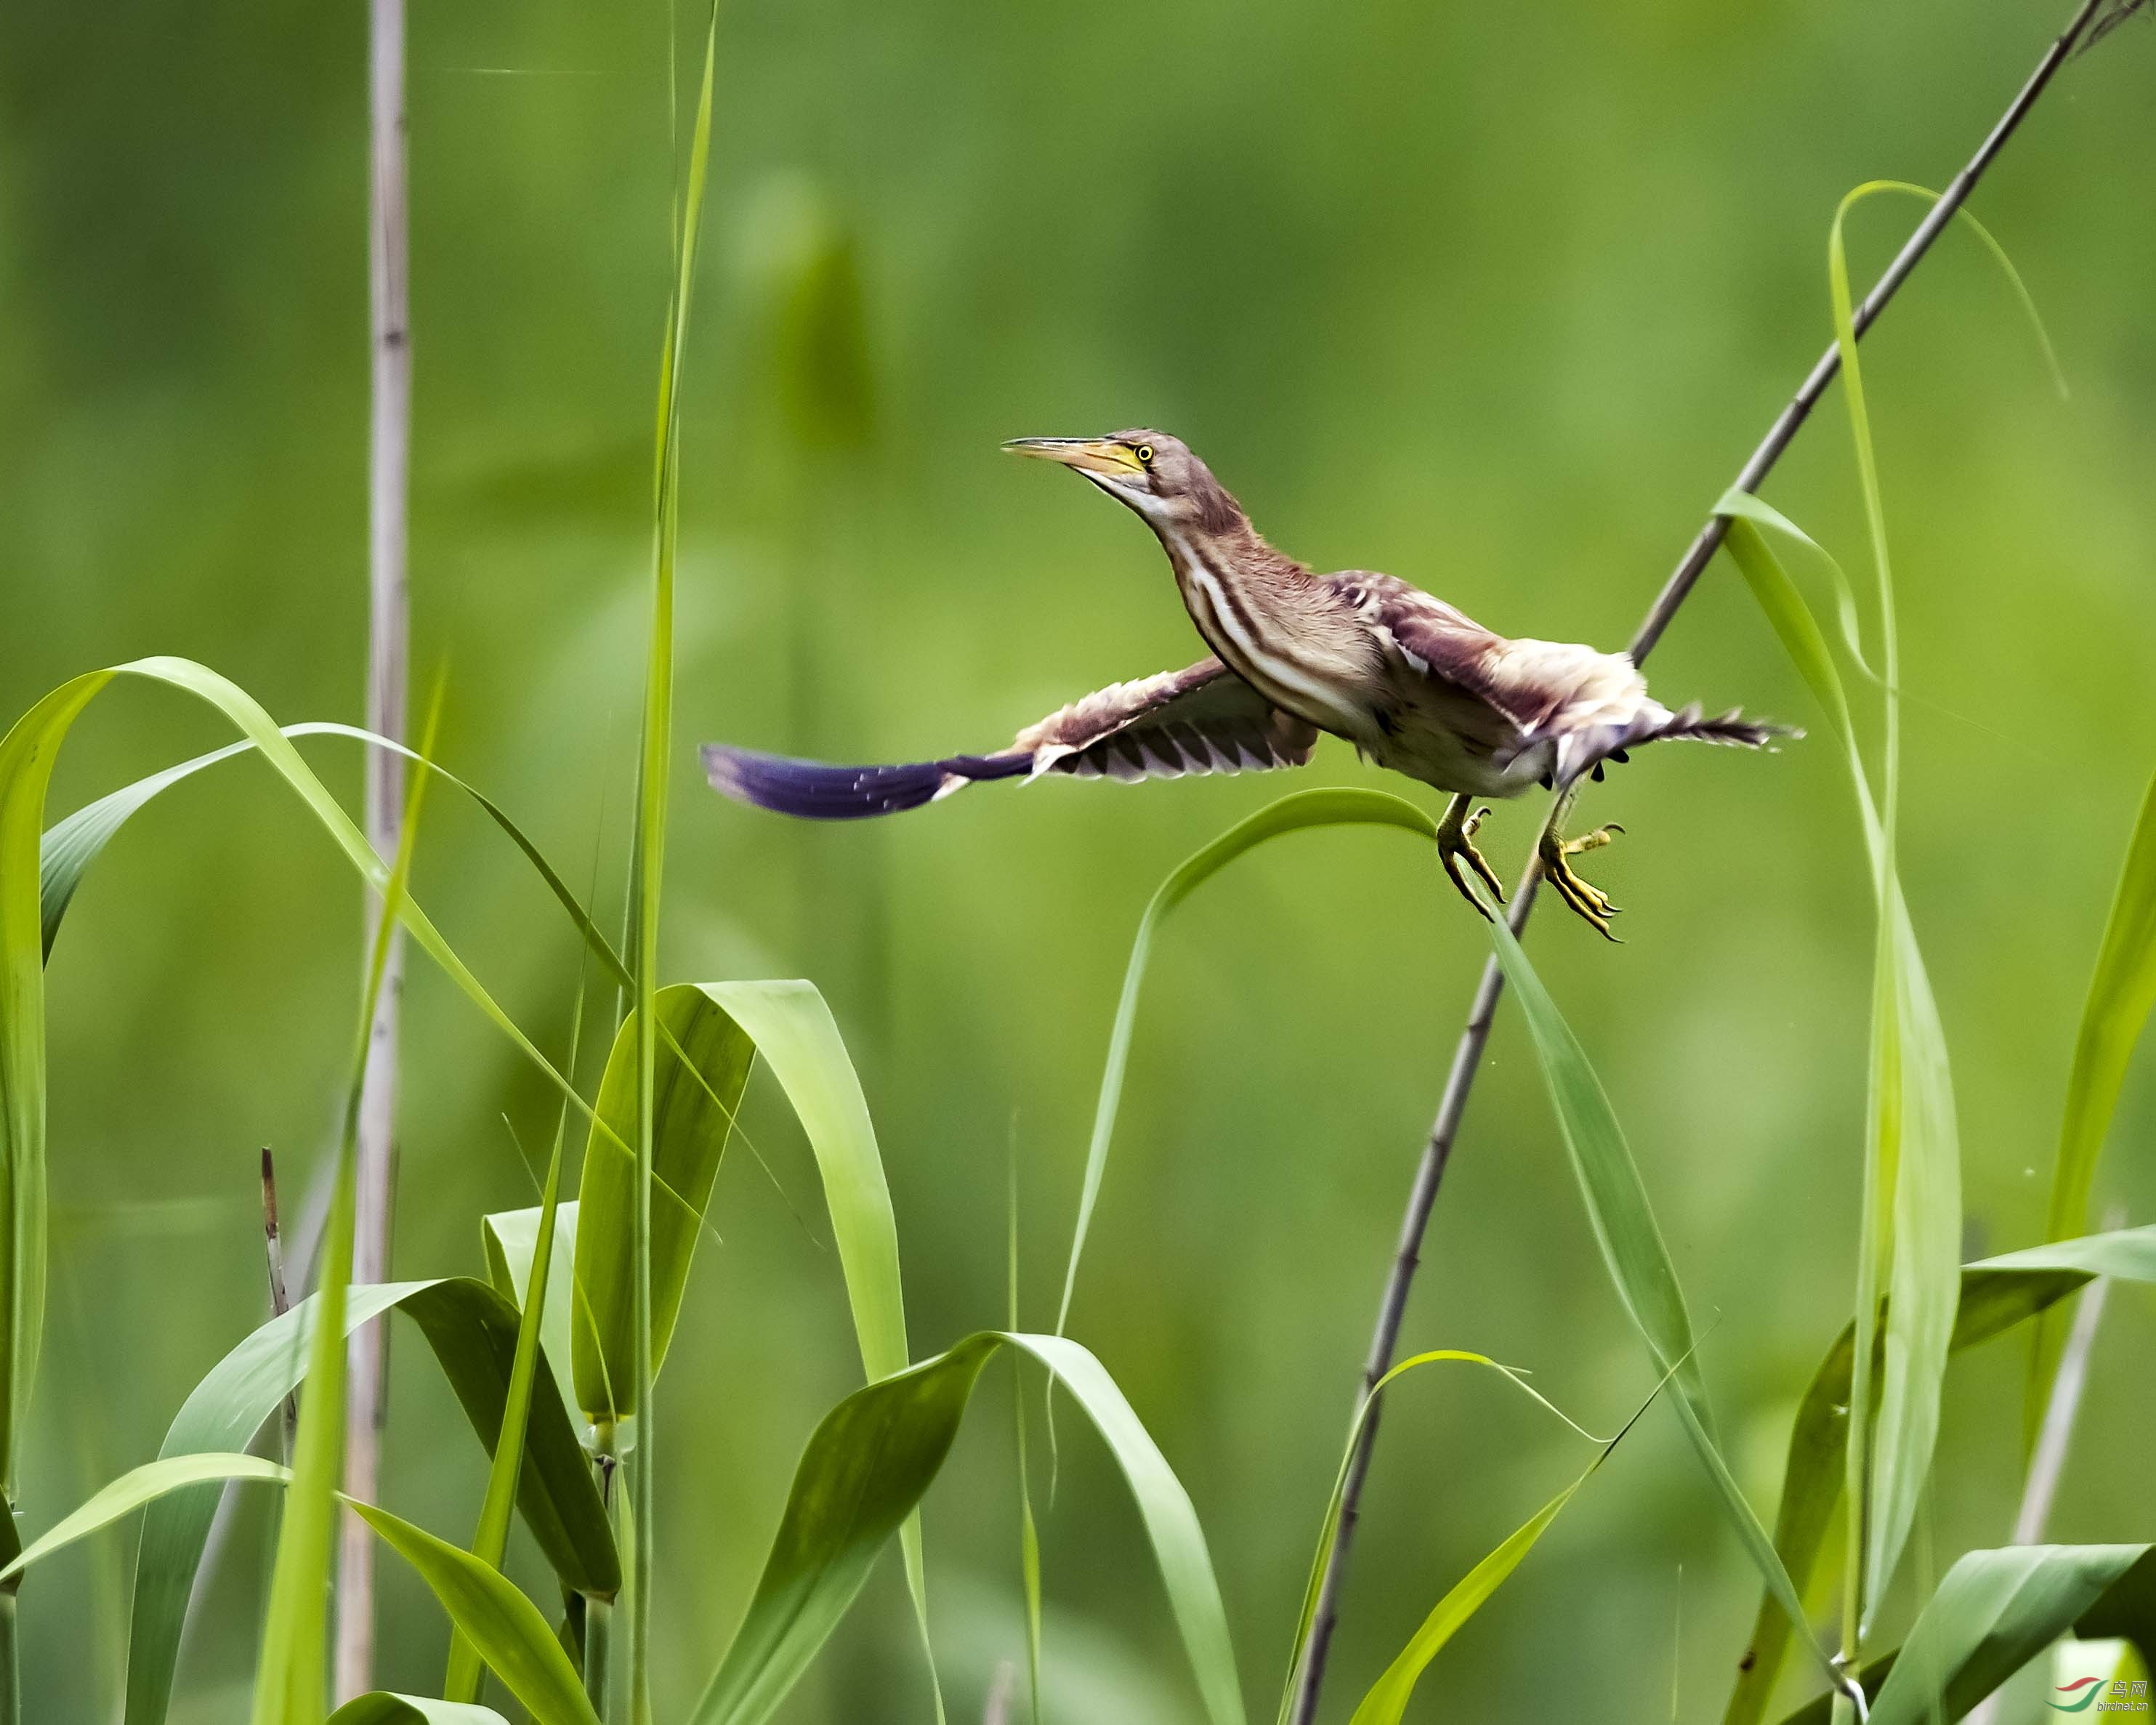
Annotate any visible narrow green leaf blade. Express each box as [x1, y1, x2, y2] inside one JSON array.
[[328, 1697, 510, 1725], [1775, 1544, 2151, 1725], [124, 1280, 615, 1725], [1723, 1224, 2156, 1724], [2030, 761, 2156, 1445], [688, 1330, 1243, 1725], [1345, 1477, 1585, 1725], [0, 1453, 288, 1585], [348, 1500, 603, 1725], [570, 984, 753, 1423], [1482, 910, 1822, 1677]]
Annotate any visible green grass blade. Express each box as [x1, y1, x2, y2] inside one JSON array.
[[447, 1121, 572, 1703], [1008, 1163, 1043, 1725], [39, 722, 633, 991], [695, 979, 938, 1693], [1480, 909, 1828, 1684], [1344, 1383, 1660, 1725], [623, 6, 720, 1710], [1055, 788, 1439, 1336], [1275, 1350, 1604, 1724], [687, 1330, 1243, 1725], [0, 1453, 289, 1584], [8, 659, 637, 1547], [347, 1500, 602, 1725], [328, 1698, 510, 1725], [483, 1203, 583, 1441], [1721, 443, 1963, 1644], [571, 987, 754, 1422], [568, 979, 943, 1697], [124, 1280, 615, 1725], [251, 686, 435, 1725], [2029, 764, 2156, 1445], [1721, 1224, 2156, 1724], [1775, 1544, 2152, 1725]]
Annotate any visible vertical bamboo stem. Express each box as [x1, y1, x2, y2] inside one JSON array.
[[338, 0, 410, 1698]]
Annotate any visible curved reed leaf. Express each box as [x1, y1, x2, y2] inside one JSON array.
[[1275, 1350, 1606, 1723], [1054, 788, 1440, 1336], [2029, 764, 2156, 1445], [0, 1452, 289, 1583], [4, 658, 627, 1544], [1479, 909, 1830, 1684], [687, 1330, 1241, 1725], [124, 1280, 615, 1725], [348, 1500, 602, 1725], [38, 721, 628, 987], [1775, 1543, 2153, 1725], [1721, 463, 1961, 1641], [329, 1698, 510, 1725], [573, 985, 754, 1423], [1722, 1225, 2156, 1725], [483, 1201, 583, 1420], [446, 1115, 573, 1704], [10, 1453, 599, 1725], [1344, 1384, 1663, 1725]]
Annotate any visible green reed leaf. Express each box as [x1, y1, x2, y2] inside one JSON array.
[[1480, 908, 1830, 1684], [328, 1697, 510, 1725], [1275, 1350, 1605, 1724], [7, 657, 632, 1553], [1345, 1382, 1660, 1725], [1722, 1225, 2156, 1725], [348, 1500, 602, 1725], [1, 1453, 289, 1585], [2029, 764, 2156, 1446], [688, 1331, 1240, 1725], [447, 1114, 573, 1704], [124, 1280, 615, 1725], [1776, 1543, 2154, 1725]]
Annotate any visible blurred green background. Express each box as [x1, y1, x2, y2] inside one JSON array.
[[5, 0, 2155, 1718]]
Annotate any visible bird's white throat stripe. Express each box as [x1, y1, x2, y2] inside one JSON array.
[[1176, 554, 1363, 732]]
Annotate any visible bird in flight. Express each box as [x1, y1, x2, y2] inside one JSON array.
[[703, 431, 1790, 937]]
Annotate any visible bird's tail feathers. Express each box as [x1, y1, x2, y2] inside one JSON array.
[[701, 744, 1030, 820], [1554, 703, 1798, 789]]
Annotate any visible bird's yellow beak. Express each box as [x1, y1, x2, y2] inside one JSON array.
[[1001, 437, 1143, 478]]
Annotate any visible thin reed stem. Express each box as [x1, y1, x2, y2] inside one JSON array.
[[339, 0, 412, 1699], [1291, 7, 2109, 1718]]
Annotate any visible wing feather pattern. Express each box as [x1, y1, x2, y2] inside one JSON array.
[[703, 657, 1315, 820]]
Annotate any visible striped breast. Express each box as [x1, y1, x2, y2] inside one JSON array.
[[1167, 544, 1373, 738]]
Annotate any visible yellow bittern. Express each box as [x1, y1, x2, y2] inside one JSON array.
[[703, 431, 1792, 936]]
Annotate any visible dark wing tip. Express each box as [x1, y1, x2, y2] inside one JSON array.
[[703, 743, 1026, 820]]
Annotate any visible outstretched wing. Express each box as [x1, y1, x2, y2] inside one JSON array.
[[703, 657, 1316, 820], [1328, 571, 1649, 739], [1015, 656, 1318, 782]]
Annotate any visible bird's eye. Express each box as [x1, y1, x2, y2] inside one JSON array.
[[1136, 445, 1155, 466]]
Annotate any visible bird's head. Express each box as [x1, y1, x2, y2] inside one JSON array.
[[1003, 429, 1243, 536]]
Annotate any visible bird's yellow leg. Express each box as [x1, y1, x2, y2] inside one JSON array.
[[1437, 793, 1506, 918], [1536, 788, 1627, 942]]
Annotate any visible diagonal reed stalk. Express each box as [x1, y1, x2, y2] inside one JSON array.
[[337, 0, 412, 1699], [1289, 6, 2114, 1717]]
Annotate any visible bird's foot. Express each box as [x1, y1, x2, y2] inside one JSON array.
[[1539, 822, 1627, 942], [1438, 801, 1506, 918]]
